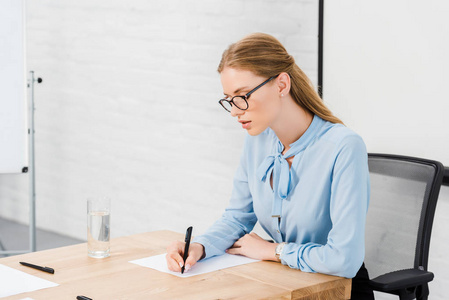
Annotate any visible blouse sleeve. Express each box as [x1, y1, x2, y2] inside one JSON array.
[[193, 137, 258, 259], [280, 135, 370, 278]]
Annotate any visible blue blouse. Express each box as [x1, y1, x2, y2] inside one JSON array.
[[194, 115, 370, 278]]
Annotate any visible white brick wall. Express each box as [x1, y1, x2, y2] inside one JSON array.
[[0, 1, 447, 299], [0, 0, 318, 239]]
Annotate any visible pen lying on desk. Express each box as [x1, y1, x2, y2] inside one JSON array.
[[19, 261, 55, 274]]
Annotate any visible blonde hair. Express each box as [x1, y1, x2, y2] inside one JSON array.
[[217, 33, 343, 125]]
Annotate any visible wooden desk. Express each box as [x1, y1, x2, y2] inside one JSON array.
[[0, 231, 351, 299]]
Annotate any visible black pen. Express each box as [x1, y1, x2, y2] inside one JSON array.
[[77, 296, 93, 300], [20, 261, 55, 274], [181, 226, 193, 274]]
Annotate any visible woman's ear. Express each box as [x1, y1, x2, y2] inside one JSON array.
[[277, 72, 291, 96]]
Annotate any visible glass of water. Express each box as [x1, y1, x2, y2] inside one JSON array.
[[87, 197, 110, 258]]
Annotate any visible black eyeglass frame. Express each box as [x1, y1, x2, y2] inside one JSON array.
[[218, 75, 278, 112]]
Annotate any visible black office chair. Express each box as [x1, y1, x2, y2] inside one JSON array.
[[365, 153, 445, 300], [443, 167, 449, 187]]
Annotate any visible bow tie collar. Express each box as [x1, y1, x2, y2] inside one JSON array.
[[256, 115, 325, 201]]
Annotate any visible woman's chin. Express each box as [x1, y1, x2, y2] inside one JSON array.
[[246, 127, 265, 136]]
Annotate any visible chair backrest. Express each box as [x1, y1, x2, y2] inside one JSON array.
[[365, 154, 444, 279]]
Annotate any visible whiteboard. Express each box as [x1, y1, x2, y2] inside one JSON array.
[[322, 0, 449, 166], [0, 0, 28, 173]]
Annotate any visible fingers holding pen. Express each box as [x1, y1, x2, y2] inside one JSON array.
[[166, 241, 185, 272], [184, 243, 204, 272], [165, 241, 205, 273]]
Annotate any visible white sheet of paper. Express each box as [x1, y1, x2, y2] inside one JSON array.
[[130, 253, 259, 278], [0, 264, 59, 298]]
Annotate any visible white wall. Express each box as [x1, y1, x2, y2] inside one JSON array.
[[322, 0, 449, 166]]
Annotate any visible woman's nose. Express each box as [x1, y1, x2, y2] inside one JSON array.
[[230, 104, 244, 117]]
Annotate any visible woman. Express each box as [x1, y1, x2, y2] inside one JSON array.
[[166, 33, 373, 299]]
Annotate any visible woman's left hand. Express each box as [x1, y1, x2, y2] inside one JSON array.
[[226, 232, 278, 261]]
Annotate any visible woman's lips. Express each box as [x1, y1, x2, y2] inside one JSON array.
[[240, 121, 252, 129]]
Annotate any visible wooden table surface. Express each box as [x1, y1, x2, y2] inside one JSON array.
[[0, 230, 351, 299]]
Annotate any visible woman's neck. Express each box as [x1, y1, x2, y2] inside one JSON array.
[[270, 96, 314, 154]]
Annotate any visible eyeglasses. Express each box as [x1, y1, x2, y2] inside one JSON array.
[[218, 75, 277, 112]]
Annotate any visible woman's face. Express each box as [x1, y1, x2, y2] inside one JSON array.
[[220, 67, 281, 136]]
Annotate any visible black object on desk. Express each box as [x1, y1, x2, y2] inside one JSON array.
[[77, 296, 93, 300], [19, 261, 55, 274], [181, 226, 193, 274]]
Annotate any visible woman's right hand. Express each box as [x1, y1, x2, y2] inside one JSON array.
[[165, 241, 205, 273]]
